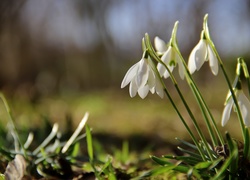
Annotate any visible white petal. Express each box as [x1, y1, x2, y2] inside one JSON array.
[[136, 58, 149, 88], [121, 62, 139, 88], [221, 97, 234, 126], [188, 50, 197, 74], [129, 79, 138, 98], [163, 65, 174, 78], [154, 36, 167, 53], [157, 63, 165, 77], [138, 85, 150, 99], [194, 40, 207, 70], [157, 47, 172, 77], [188, 39, 206, 74], [238, 91, 250, 127], [176, 54, 185, 80], [207, 44, 219, 75], [147, 68, 156, 90], [155, 78, 164, 98]]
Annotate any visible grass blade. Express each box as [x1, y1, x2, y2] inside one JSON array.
[[86, 124, 93, 162], [61, 112, 89, 153]]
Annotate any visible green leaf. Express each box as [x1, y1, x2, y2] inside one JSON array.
[[177, 146, 202, 160], [212, 148, 237, 180], [86, 125, 93, 162], [139, 165, 177, 178], [70, 142, 80, 158], [173, 165, 202, 179], [98, 156, 113, 176], [163, 155, 201, 165], [194, 161, 213, 169], [150, 155, 171, 166], [176, 138, 198, 150], [225, 132, 239, 179], [0, 174, 5, 180], [121, 140, 129, 163], [244, 128, 249, 158], [208, 157, 223, 170]]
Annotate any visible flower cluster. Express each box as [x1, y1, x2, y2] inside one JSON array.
[[121, 14, 250, 129], [121, 56, 164, 99], [121, 14, 250, 179]]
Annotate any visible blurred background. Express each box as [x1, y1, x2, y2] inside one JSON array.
[[0, 0, 249, 143]]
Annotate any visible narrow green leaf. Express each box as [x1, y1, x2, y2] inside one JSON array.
[[176, 138, 198, 150], [208, 157, 223, 170], [194, 161, 213, 169], [70, 142, 80, 158], [163, 155, 201, 165], [86, 125, 93, 162], [139, 165, 176, 178], [98, 156, 113, 176], [177, 146, 202, 159], [173, 165, 202, 179], [150, 155, 171, 166], [212, 148, 237, 180], [121, 141, 129, 163], [243, 128, 249, 158]]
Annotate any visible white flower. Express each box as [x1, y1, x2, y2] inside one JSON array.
[[188, 38, 219, 75], [154, 36, 185, 80], [221, 90, 250, 127], [121, 57, 164, 99], [154, 36, 167, 54]]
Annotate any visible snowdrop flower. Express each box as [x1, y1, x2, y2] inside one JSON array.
[[154, 36, 168, 54], [221, 90, 250, 127], [121, 57, 164, 99], [188, 31, 219, 75], [154, 37, 185, 79]]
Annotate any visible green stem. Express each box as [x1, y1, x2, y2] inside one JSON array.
[[162, 85, 206, 161], [204, 15, 245, 141], [187, 75, 224, 145], [172, 21, 224, 146], [208, 40, 245, 142], [145, 36, 214, 160]]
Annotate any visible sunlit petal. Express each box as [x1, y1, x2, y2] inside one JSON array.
[[194, 39, 207, 70], [157, 63, 165, 77], [136, 58, 149, 88], [147, 68, 156, 90], [163, 65, 174, 79], [188, 50, 197, 74], [238, 91, 250, 127], [121, 62, 139, 88], [138, 85, 150, 99], [155, 78, 164, 98], [176, 54, 185, 80], [157, 47, 172, 77], [129, 79, 138, 98], [221, 97, 234, 126], [188, 43, 200, 73], [122, 55, 163, 99], [207, 44, 219, 75], [154, 36, 167, 53]]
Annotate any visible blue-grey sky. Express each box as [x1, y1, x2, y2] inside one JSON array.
[[20, 0, 250, 58]]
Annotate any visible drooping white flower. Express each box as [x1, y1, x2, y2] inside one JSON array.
[[154, 36, 168, 54], [221, 90, 250, 127], [188, 35, 219, 75], [154, 37, 185, 79], [121, 57, 164, 99]]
